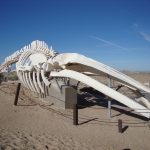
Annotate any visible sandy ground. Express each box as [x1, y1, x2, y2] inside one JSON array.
[[0, 73, 150, 150]]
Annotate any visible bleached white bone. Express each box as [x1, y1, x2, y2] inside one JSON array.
[[28, 72, 36, 93], [23, 72, 30, 89], [25, 72, 32, 91], [51, 69, 150, 118], [137, 97, 150, 109], [33, 71, 40, 94], [41, 70, 51, 86], [37, 71, 44, 93], [1, 40, 150, 118], [52, 53, 150, 93]]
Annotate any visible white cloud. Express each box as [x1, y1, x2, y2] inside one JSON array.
[[138, 31, 150, 42], [89, 35, 128, 50]]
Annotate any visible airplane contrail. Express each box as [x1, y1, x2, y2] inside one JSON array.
[[89, 35, 128, 50]]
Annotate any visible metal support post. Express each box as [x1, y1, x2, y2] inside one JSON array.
[[73, 104, 78, 125], [118, 119, 122, 133], [108, 77, 112, 118], [14, 83, 21, 105], [108, 100, 111, 118]]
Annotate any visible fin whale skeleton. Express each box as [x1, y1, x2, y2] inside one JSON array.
[[0, 40, 150, 118]]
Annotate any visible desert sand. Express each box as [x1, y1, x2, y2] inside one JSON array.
[[0, 72, 150, 150]]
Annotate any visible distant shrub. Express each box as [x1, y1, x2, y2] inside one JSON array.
[[0, 73, 3, 78], [0, 73, 4, 83], [8, 75, 18, 81], [8, 72, 18, 81]]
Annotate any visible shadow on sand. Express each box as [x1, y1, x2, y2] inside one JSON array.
[[78, 87, 149, 122]]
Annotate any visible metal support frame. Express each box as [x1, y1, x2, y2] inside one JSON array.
[[14, 83, 21, 105], [108, 77, 112, 119], [73, 104, 78, 125], [118, 119, 123, 133]]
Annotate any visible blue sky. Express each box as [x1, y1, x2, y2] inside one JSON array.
[[0, 0, 150, 71]]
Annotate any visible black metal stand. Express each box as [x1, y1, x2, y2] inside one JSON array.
[[118, 119, 123, 133], [108, 100, 111, 118], [73, 104, 78, 125], [14, 83, 21, 105]]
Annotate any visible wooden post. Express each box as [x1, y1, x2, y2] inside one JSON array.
[[14, 83, 21, 105], [73, 104, 78, 125], [118, 119, 122, 133]]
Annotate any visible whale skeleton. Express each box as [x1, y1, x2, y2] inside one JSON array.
[[0, 40, 150, 118]]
